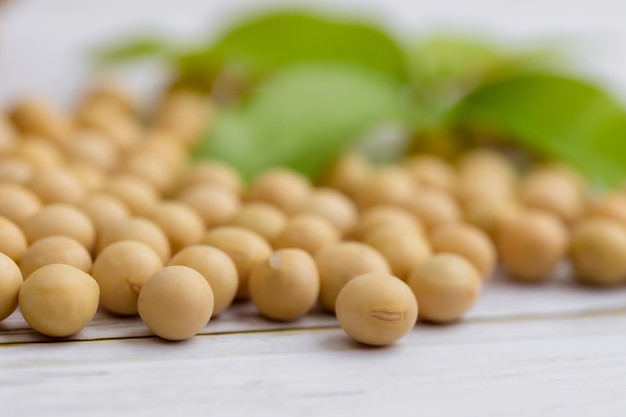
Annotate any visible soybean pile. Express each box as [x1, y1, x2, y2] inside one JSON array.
[[0, 84, 625, 347]]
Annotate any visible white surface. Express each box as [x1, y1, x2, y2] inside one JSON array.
[[3, 271, 626, 343], [3, 3, 626, 415], [3, 276, 626, 416], [2, 0, 626, 107], [3, 307, 626, 416]]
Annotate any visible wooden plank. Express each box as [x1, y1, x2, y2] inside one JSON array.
[[3, 267, 626, 344], [470, 265, 626, 319], [0, 303, 338, 344], [2, 311, 625, 416]]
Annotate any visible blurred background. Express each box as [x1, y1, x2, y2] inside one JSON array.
[[2, 0, 626, 107]]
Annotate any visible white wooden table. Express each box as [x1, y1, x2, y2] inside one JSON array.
[[3, 269, 626, 416], [3, 2, 626, 415]]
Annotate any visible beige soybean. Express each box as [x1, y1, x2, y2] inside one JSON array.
[[458, 149, 517, 185], [585, 194, 626, 228], [149, 201, 205, 254], [321, 153, 371, 198], [247, 168, 312, 213], [138, 130, 187, 171], [356, 205, 423, 240], [27, 167, 85, 205], [104, 174, 160, 217], [456, 150, 517, 203], [64, 131, 119, 172], [455, 169, 516, 203], [179, 160, 244, 196], [0, 253, 22, 321], [336, 272, 418, 346], [404, 155, 456, 193], [404, 189, 461, 231], [408, 254, 481, 323], [249, 249, 320, 321], [0, 216, 28, 262], [570, 218, 626, 287], [295, 188, 358, 236], [229, 202, 288, 242], [66, 161, 106, 192], [520, 169, 584, 223], [0, 114, 16, 155], [18, 264, 99, 337], [461, 177, 517, 205], [177, 183, 240, 228], [430, 223, 497, 279], [121, 153, 177, 195], [92, 241, 163, 315], [138, 265, 214, 341], [77, 98, 129, 130], [13, 136, 64, 169], [20, 236, 92, 279], [463, 196, 520, 238], [80, 82, 136, 117], [169, 246, 238, 316], [0, 157, 34, 184], [315, 242, 390, 312], [97, 217, 171, 263], [542, 163, 587, 194], [77, 104, 142, 151], [496, 210, 568, 283], [0, 181, 42, 225], [273, 214, 340, 256], [363, 227, 432, 281], [155, 89, 213, 148], [9, 97, 72, 144], [201, 226, 272, 300], [77, 193, 130, 233], [354, 167, 415, 210], [21, 204, 96, 251]]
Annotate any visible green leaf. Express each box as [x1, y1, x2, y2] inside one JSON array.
[[452, 73, 626, 186], [409, 36, 504, 89], [408, 35, 563, 92], [95, 37, 174, 66], [404, 36, 565, 137], [194, 63, 403, 181], [177, 10, 408, 82]]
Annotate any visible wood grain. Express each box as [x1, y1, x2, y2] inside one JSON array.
[[2, 311, 625, 416], [2, 269, 625, 416], [3, 270, 626, 344]]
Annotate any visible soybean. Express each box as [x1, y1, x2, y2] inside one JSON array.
[[336, 272, 418, 346], [201, 226, 272, 300], [138, 265, 214, 341], [408, 254, 481, 323], [18, 264, 99, 337], [0, 253, 23, 321], [169, 246, 238, 316], [92, 241, 163, 315], [315, 242, 390, 312], [249, 249, 320, 321]]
